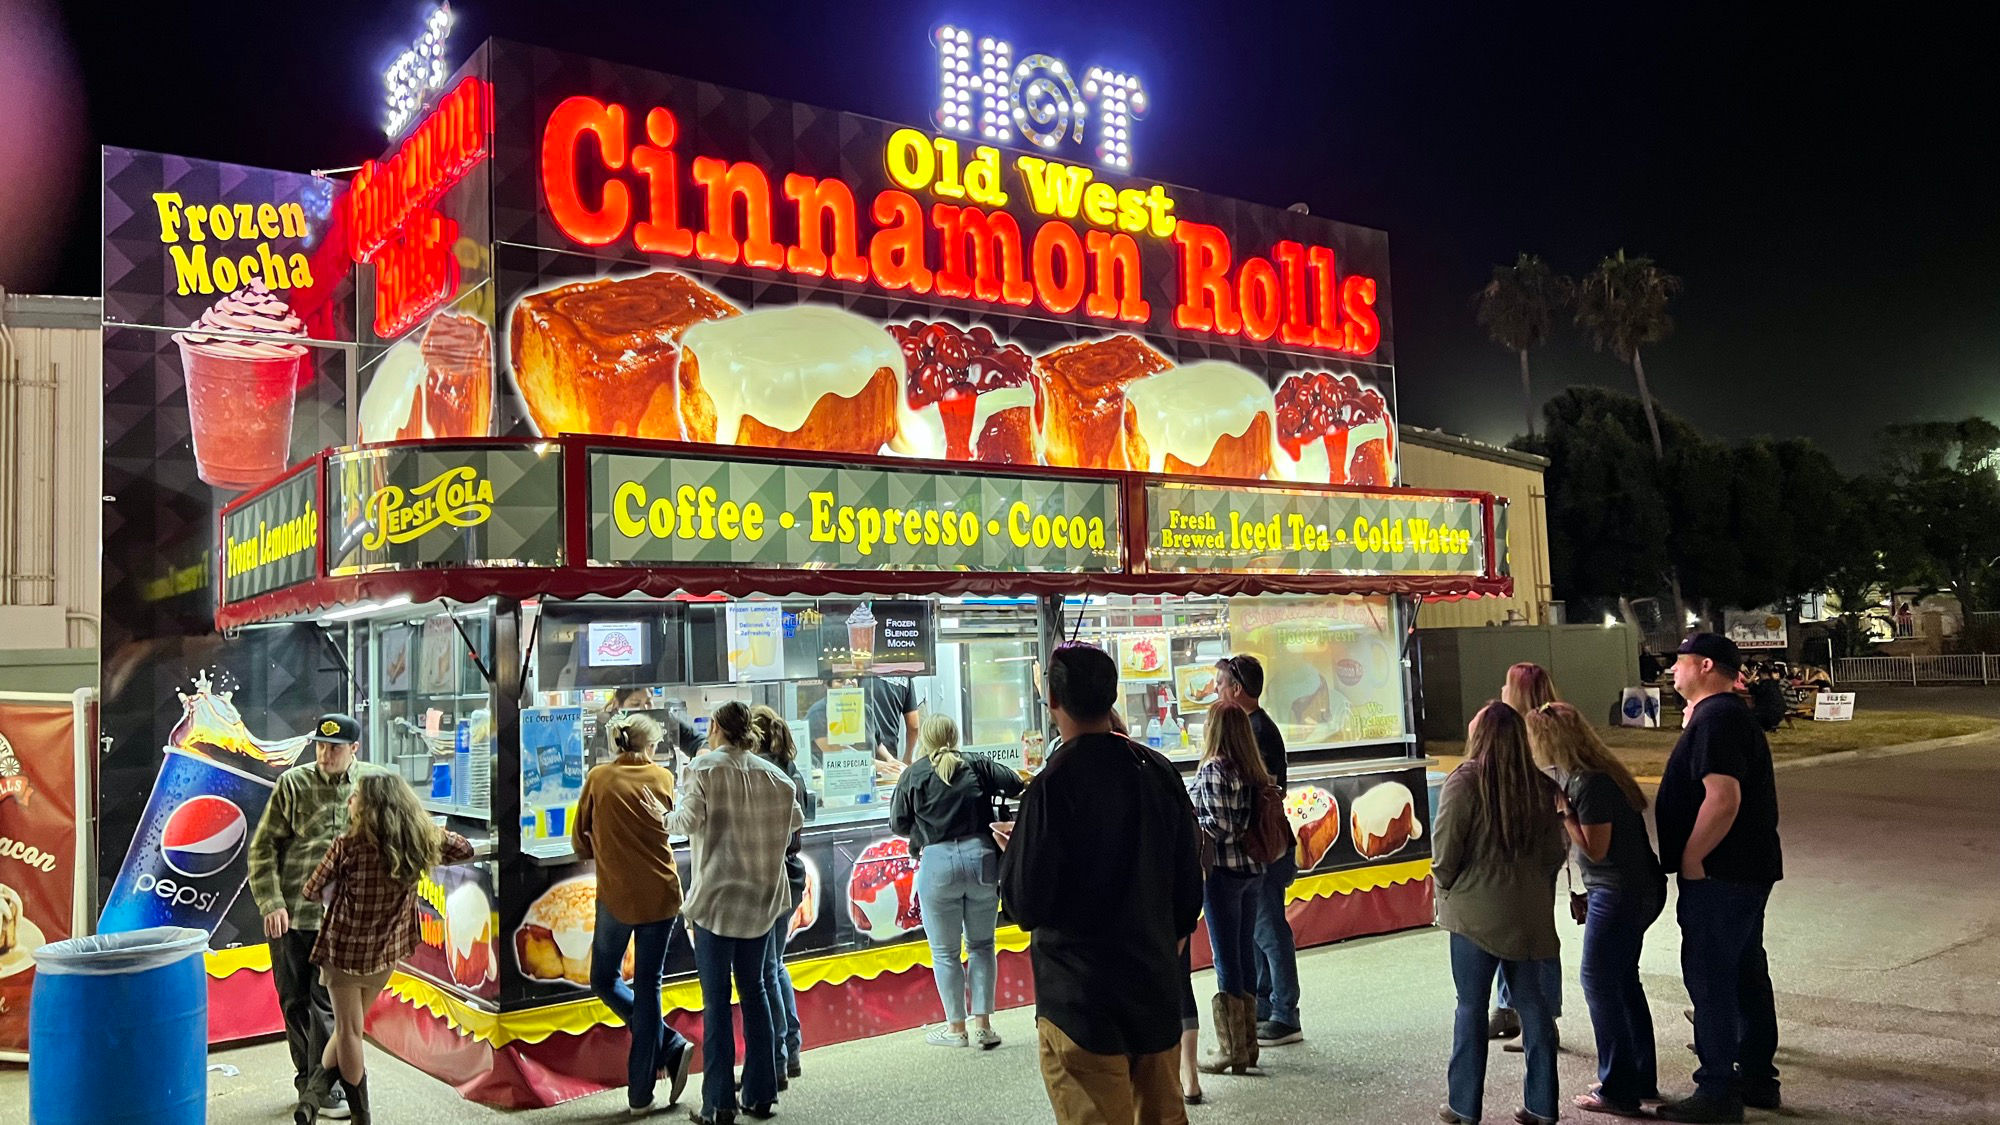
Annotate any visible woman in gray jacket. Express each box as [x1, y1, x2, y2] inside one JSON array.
[[1434, 701, 1568, 1125]]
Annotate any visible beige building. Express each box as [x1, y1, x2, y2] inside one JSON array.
[[0, 291, 100, 690], [1397, 425, 1552, 627]]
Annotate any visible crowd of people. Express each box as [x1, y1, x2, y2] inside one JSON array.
[[241, 632, 1783, 1125]]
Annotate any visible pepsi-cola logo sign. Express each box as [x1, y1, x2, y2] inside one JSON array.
[[160, 795, 248, 878]]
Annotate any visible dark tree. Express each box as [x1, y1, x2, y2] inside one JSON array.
[[1474, 253, 1574, 439]]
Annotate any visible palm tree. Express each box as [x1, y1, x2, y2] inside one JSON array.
[[1575, 250, 1682, 459], [1474, 253, 1574, 438]]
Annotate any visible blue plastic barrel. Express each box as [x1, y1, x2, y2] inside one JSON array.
[[1427, 770, 1446, 827], [29, 926, 209, 1125]]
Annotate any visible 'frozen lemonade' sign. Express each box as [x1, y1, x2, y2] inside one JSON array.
[[1147, 482, 1485, 577], [589, 450, 1120, 573], [220, 467, 320, 603]]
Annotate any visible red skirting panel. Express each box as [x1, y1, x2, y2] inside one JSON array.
[[208, 966, 284, 1043], [332, 877, 1431, 1108]]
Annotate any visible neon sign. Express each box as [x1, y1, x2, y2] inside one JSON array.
[[349, 75, 491, 338], [537, 97, 1381, 354], [384, 3, 455, 138], [932, 25, 1146, 171]]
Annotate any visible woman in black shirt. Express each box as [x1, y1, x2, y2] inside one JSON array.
[[1526, 702, 1665, 1116], [889, 714, 1024, 1049]]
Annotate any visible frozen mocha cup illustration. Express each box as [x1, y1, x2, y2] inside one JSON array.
[[175, 279, 310, 491], [846, 602, 877, 669]]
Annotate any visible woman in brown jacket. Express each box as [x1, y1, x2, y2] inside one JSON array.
[[574, 713, 694, 1115], [1434, 702, 1567, 1125]]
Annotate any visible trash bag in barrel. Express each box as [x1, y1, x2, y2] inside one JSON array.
[[30, 926, 209, 1125]]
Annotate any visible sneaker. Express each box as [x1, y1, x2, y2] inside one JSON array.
[[1655, 1092, 1745, 1123], [666, 1041, 694, 1107], [971, 1026, 1002, 1050], [319, 1085, 351, 1121], [1255, 1020, 1304, 1046], [926, 1025, 969, 1047], [786, 1048, 802, 1079]]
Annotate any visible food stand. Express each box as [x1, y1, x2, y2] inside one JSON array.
[[97, 35, 1512, 1107]]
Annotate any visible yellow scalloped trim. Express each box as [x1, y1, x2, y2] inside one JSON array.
[[205, 944, 273, 979], [268, 860, 1434, 1046]]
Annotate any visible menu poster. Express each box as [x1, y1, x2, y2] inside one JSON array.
[[405, 860, 500, 1003], [726, 603, 785, 681], [1119, 633, 1172, 683], [381, 624, 414, 692], [820, 600, 935, 677], [520, 707, 583, 804], [419, 616, 457, 694], [0, 696, 83, 1057], [824, 687, 866, 744], [1229, 595, 1404, 748], [821, 748, 876, 808], [1283, 766, 1434, 874]]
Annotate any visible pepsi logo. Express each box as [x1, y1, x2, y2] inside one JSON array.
[[160, 795, 247, 878]]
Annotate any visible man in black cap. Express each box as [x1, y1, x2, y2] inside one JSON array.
[[1655, 636, 1784, 1123], [248, 713, 369, 1121]]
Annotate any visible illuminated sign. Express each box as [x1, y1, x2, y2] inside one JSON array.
[[348, 75, 491, 337], [931, 25, 1146, 171], [588, 450, 1121, 573], [221, 468, 319, 603], [384, 3, 455, 139], [1145, 482, 1485, 576], [327, 444, 561, 574], [538, 98, 1381, 355], [151, 195, 316, 298]]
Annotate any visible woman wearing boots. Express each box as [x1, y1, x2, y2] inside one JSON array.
[[1188, 703, 1270, 1077], [297, 772, 472, 1123]]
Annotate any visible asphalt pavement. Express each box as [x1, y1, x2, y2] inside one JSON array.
[[7, 737, 1998, 1124]]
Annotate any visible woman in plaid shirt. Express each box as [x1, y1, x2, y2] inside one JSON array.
[[295, 772, 473, 1125], [1188, 703, 1271, 1077]]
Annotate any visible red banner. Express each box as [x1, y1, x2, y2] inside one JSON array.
[[0, 694, 83, 1057]]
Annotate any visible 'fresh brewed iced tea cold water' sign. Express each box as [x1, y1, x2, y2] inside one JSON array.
[[1145, 481, 1486, 576]]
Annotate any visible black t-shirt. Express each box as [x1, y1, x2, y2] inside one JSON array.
[[1247, 707, 1287, 788], [866, 677, 921, 759], [998, 731, 1204, 1056], [1566, 769, 1661, 891], [1656, 693, 1783, 884]]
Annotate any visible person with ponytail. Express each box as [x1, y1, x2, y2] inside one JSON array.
[[573, 712, 694, 1115], [295, 771, 472, 1124], [663, 701, 802, 1125], [890, 713, 1025, 1048], [749, 705, 809, 1081]]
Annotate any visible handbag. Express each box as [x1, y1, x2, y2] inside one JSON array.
[[1243, 781, 1295, 866], [1566, 861, 1588, 925]]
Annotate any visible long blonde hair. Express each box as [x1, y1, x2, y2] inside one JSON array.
[[1202, 703, 1271, 787], [1525, 702, 1647, 811], [1501, 662, 1558, 713], [349, 771, 442, 888], [918, 713, 964, 783], [1463, 701, 1557, 860], [749, 704, 796, 769]]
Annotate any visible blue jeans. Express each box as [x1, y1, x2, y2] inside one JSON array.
[[1448, 933, 1559, 1123], [1202, 867, 1260, 996], [1252, 852, 1301, 1026], [915, 836, 1001, 1022], [1580, 882, 1664, 1106], [1496, 955, 1563, 1018], [762, 922, 801, 1073], [693, 922, 780, 1115], [1677, 877, 1779, 1101], [590, 904, 689, 1109]]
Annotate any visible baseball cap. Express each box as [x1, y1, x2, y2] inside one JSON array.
[[310, 713, 361, 744], [1676, 633, 1743, 675]]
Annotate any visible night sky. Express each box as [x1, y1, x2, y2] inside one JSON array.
[[23, 1, 1998, 463]]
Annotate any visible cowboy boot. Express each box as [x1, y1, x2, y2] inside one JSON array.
[[1233, 993, 1261, 1071], [337, 1073, 371, 1125], [294, 1067, 336, 1125], [1197, 993, 1242, 1074]]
